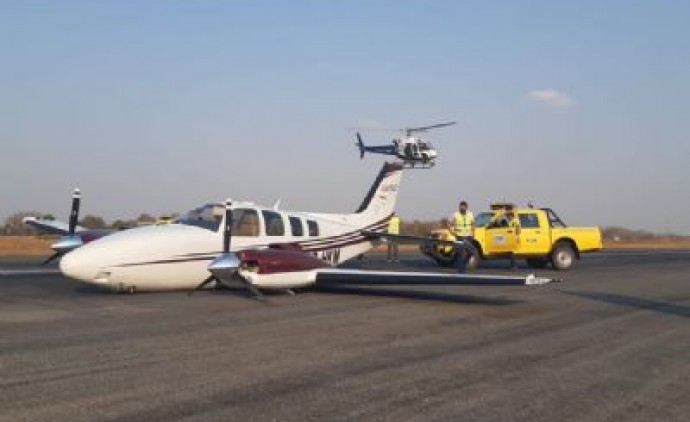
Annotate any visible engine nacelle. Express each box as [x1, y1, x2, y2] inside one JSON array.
[[237, 249, 329, 289]]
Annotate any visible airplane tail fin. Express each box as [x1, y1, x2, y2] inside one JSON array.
[[355, 162, 404, 222]]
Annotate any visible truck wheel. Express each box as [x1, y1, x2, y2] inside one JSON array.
[[551, 242, 576, 271], [526, 258, 549, 269]]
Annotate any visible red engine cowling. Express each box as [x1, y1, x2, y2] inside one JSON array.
[[237, 249, 329, 275]]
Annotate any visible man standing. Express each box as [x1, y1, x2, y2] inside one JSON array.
[[451, 201, 475, 272], [505, 208, 521, 270], [387, 212, 401, 263]]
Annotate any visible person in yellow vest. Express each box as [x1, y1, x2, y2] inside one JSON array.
[[387, 212, 401, 263], [505, 208, 521, 270], [450, 201, 476, 272], [452, 201, 475, 238]]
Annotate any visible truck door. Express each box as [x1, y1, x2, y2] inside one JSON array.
[[515, 211, 550, 254], [484, 217, 519, 254]]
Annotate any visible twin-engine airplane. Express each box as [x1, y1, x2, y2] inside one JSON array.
[[54, 162, 555, 298]]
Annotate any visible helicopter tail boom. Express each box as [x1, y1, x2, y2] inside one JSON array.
[[354, 133, 397, 159]]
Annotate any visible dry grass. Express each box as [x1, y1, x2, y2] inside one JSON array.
[[0, 236, 55, 256], [1, 236, 689, 257]]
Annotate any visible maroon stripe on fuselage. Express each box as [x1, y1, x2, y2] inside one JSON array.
[[297, 215, 391, 247]]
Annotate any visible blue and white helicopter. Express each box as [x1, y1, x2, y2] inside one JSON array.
[[355, 121, 456, 168]]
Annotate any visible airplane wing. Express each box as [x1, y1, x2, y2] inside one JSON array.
[[331, 231, 558, 286], [315, 268, 556, 286], [22, 217, 84, 236]]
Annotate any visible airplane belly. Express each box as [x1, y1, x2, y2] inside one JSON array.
[[106, 260, 212, 292]]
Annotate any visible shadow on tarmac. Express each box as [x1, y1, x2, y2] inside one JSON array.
[[312, 285, 519, 305], [566, 291, 690, 318]]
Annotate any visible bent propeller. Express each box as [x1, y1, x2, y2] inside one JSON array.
[[191, 199, 265, 301], [43, 189, 83, 265]]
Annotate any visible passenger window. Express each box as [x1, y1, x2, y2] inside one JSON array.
[[232, 209, 260, 237], [289, 216, 304, 237], [519, 213, 540, 228], [307, 220, 319, 237], [262, 210, 285, 236], [488, 215, 509, 228]]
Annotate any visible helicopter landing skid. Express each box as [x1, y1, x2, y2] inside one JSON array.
[[402, 161, 435, 169]]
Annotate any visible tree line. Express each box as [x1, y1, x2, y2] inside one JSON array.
[[1, 210, 685, 239], [1, 211, 176, 235]]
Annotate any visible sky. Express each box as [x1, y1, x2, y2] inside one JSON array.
[[1, 1, 689, 233]]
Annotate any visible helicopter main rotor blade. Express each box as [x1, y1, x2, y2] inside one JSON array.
[[405, 121, 457, 136]]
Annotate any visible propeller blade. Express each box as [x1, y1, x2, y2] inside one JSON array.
[[68, 188, 81, 236], [189, 275, 217, 295], [42, 252, 61, 266], [192, 198, 266, 302], [223, 199, 232, 254], [234, 273, 266, 302]]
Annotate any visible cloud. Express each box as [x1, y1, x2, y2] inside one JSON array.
[[527, 89, 574, 108]]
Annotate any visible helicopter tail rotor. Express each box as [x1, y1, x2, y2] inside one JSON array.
[[356, 132, 365, 159]]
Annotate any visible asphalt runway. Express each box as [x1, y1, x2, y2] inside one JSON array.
[[1, 250, 689, 422]]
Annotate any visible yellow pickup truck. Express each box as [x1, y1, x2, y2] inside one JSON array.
[[421, 206, 602, 270]]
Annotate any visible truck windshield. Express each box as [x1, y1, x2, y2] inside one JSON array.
[[543, 208, 567, 228], [474, 212, 494, 228]]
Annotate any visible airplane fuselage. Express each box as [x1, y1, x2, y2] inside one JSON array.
[[60, 208, 388, 292], [59, 163, 403, 292]]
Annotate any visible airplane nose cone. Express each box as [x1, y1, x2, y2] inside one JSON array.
[[60, 248, 99, 283]]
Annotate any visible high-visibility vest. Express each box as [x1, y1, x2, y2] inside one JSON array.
[[388, 215, 401, 234], [453, 211, 474, 237]]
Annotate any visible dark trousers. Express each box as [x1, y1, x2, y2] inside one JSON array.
[[387, 241, 399, 261], [455, 236, 474, 273]]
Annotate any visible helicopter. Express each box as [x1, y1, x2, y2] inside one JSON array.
[[355, 121, 456, 168]]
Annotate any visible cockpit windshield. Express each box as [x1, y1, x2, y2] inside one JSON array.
[[418, 141, 433, 151], [175, 203, 224, 232]]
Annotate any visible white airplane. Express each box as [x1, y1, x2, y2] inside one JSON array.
[[58, 162, 556, 298]]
